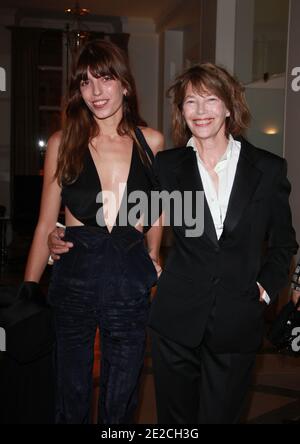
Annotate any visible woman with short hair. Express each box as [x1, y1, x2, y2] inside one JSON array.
[[149, 63, 297, 424]]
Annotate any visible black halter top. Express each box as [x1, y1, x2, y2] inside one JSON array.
[[61, 128, 157, 233]]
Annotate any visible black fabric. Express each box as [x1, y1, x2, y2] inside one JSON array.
[[0, 351, 55, 424], [149, 138, 298, 353], [47, 225, 157, 424], [0, 285, 18, 308], [3, 307, 55, 365], [0, 282, 48, 329], [61, 133, 157, 231], [0, 283, 55, 424], [150, 328, 255, 424], [134, 127, 155, 163], [0, 282, 55, 366]]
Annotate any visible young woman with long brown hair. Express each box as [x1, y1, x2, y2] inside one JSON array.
[[24, 40, 164, 424]]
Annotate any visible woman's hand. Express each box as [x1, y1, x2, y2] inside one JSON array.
[[48, 227, 73, 261], [292, 290, 300, 311]]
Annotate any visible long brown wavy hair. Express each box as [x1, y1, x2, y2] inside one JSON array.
[[168, 63, 251, 147], [55, 39, 148, 185]]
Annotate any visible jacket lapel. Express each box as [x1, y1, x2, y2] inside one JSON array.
[[221, 140, 262, 240], [175, 147, 219, 247], [174, 140, 262, 246]]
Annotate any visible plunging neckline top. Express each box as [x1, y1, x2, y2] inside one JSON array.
[[61, 139, 157, 234], [86, 143, 135, 234]]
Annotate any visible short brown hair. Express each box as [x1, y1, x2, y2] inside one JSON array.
[[168, 63, 251, 146]]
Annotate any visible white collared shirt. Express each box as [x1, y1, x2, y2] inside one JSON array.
[[188, 135, 241, 240], [187, 135, 270, 305]]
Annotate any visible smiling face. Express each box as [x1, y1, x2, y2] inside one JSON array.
[[80, 69, 126, 121], [182, 83, 230, 143]]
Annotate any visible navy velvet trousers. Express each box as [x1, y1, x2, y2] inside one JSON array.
[[47, 226, 157, 424]]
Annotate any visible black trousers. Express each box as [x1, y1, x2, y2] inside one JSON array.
[[48, 226, 157, 424], [150, 325, 256, 424]]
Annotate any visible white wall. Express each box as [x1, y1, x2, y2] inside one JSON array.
[[122, 18, 159, 130], [215, 0, 236, 72], [216, 0, 288, 158], [235, 0, 255, 84], [162, 30, 184, 148], [245, 88, 285, 156]]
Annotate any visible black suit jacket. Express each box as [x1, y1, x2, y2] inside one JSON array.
[[149, 138, 298, 353]]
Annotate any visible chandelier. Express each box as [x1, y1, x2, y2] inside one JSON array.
[[65, 2, 91, 53], [64, 2, 91, 84]]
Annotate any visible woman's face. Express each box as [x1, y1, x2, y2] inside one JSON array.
[[182, 83, 230, 142], [80, 69, 126, 121]]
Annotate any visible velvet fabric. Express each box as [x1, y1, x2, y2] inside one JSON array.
[[48, 225, 157, 424]]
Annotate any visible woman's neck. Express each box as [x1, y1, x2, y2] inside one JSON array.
[[94, 109, 123, 137], [194, 133, 229, 170]]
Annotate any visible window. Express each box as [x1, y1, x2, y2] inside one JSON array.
[[38, 30, 63, 174]]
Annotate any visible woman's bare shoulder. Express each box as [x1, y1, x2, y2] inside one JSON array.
[[139, 127, 164, 156], [47, 130, 62, 150], [43, 131, 63, 173]]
